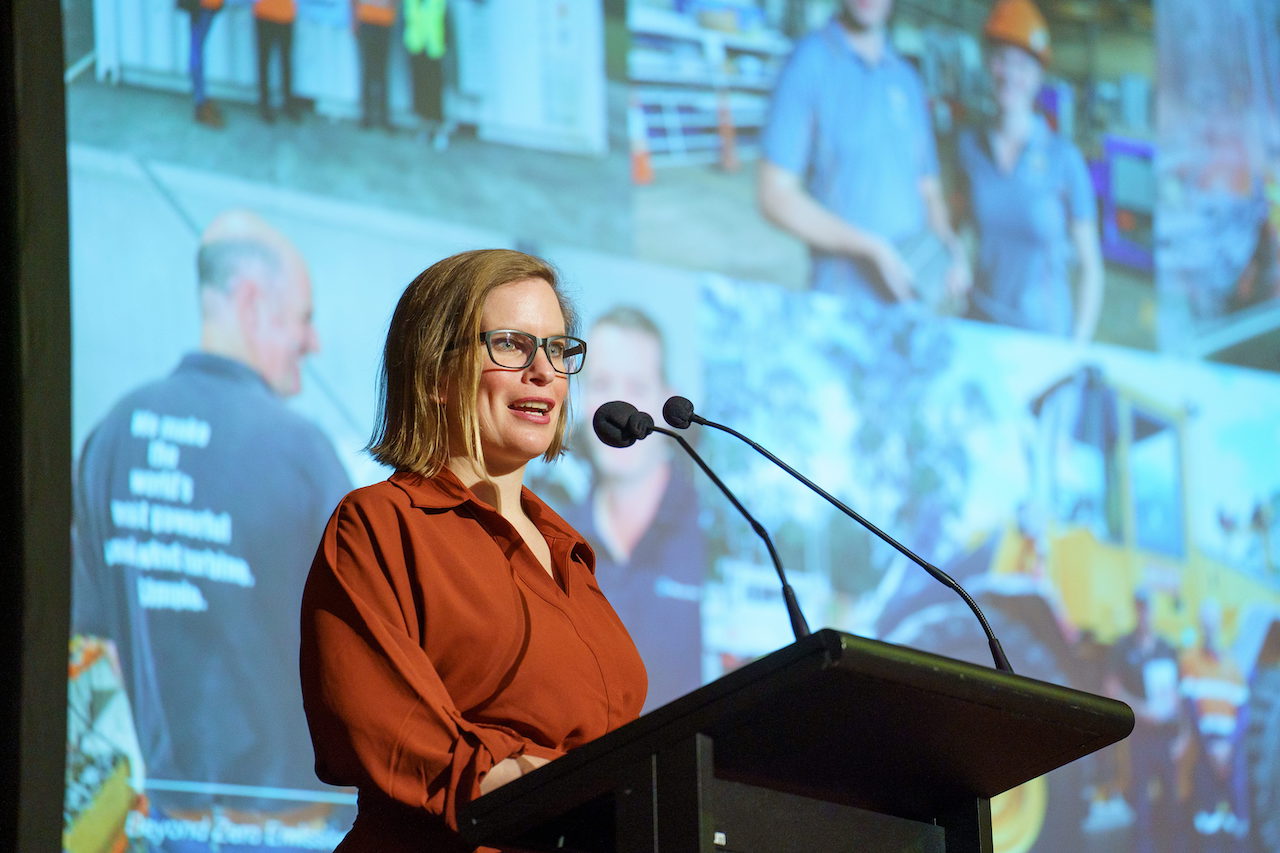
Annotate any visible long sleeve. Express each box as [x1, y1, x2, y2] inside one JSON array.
[[301, 502, 535, 826], [299, 472, 646, 848]]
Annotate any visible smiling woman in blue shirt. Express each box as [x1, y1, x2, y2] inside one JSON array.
[[957, 0, 1105, 340]]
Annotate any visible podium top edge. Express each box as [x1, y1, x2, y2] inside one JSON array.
[[462, 628, 1134, 830]]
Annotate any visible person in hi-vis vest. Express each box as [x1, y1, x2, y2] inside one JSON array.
[[353, 0, 397, 130], [253, 0, 299, 123], [403, 0, 452, 148], [177, 0, 225, 128]]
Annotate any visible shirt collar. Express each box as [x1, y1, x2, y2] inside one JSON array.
[[983, 113, 1052, 160], [821, 17, 902, 70], [390, 467, 472, 509], [388, 468, 590, 548], [1023, 112, 1051, 146], [179, 352, 273, 391]]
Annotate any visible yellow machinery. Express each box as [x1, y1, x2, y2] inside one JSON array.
[[884, 364, 1280, 852]]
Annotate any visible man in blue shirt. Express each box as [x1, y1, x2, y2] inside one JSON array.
[[555, 307, 705, 711], [72, 211, 353, 850], [759, 0, 968, 304]]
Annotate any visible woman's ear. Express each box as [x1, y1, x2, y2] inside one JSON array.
[[432, 372, 455, 406]]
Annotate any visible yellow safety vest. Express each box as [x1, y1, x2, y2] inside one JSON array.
[[403, 0, 446, 59]]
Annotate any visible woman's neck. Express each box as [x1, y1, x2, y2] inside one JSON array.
[[446, 456, 527, 515], [447, 455, 557, 579], [995, 107, 1035, 142], [989, 108, 1036, 172]]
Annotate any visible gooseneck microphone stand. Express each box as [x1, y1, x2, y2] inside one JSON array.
[[593, 400, 810, 640], [662, 395, 1012, 673]]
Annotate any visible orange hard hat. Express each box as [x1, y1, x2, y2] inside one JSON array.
[[984, 0, 1051, 65]]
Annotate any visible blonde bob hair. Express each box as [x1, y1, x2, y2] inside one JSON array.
[[368, 249, 577, 475]]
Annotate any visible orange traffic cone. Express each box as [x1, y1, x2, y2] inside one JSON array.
[[629, 97, 654, 185], [717, 90, 739, 172]]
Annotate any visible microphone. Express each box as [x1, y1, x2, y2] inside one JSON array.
[[592, 400, 655, 449], [661, 396, 1014, 674], [661, 395, 698, 429], [591, 400, 810, 640]]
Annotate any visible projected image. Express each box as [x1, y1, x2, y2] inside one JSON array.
[[61, 165, 672, 850], [65, 138, 691, 848], [69, 210, 356, 851], [1155, 0, 1280, 372], [64, 2, 630, 847], [62, 177, 418, 849], [691, 274, 1280, 853], [628, 0, 1156, 348], [62, 1, 1280, 853], [72, 0, 626, 252]]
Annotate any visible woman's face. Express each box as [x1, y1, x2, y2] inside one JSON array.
[[988, 43, 1043, 115], [841, 0, 893, 31], [465, 277, 570, 475]]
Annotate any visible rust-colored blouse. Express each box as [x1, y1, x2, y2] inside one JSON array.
[[300, 470, 647, 852]]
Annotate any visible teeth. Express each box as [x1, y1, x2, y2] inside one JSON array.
[[513, 401, 550, 413]]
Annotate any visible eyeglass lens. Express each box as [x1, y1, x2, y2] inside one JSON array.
[[485, 331, 585, 373]]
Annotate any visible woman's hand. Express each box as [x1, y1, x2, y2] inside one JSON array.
[[478, 753, 552, 796]]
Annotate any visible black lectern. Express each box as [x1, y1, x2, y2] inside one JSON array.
[[460, 629, 1133, 853]]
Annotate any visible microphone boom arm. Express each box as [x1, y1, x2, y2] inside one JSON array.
[[592, 399, 811, 641], [653, 426, 811, 641], [672, 404, 1012, 673]]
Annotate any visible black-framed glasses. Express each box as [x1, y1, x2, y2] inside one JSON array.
[[478, 330, 587, 374]]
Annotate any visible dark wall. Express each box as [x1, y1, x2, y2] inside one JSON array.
[[4, 0, 70, 849]]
